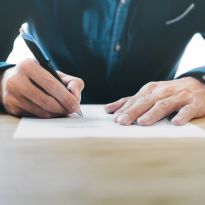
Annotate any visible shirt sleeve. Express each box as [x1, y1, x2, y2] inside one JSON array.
[[0, 62, 16, 71], [176, 66, 205, 83]]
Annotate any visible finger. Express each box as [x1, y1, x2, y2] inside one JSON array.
[[57, 71, 84, 101], [117, 94, 157, 126], [137, 95, 189, 126], [17, 97, 57, 118], [5, 104, 23, 117], [67, 79, 84, 101], [115, 84, 176, 123], [4, 97, 52, 119], [23, 79, 67, 115], [105, 97, 130, 114], [114, 82, 158, 116], [114, 94, 145, 118], [29, 63, 80, 113], [172, 105, 197, 125]]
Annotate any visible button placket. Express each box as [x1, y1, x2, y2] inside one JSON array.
[[115, 42, 121, 52], [120, 0, 126, 5], [107, 0, 130, 78]]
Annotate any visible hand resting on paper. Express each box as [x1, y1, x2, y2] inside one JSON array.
[[105, 77, 205, 126]]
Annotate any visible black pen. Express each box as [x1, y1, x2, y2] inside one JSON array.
[[20, 27, 83, 117]]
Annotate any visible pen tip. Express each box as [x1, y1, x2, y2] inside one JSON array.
[[78, 110, 84, 118]]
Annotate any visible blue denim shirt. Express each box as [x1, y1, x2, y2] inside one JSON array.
[[1, 0, 205, 103]]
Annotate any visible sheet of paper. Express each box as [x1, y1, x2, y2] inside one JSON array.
[[13, 105, 205, 139]]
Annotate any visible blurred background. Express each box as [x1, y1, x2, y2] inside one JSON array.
[[176, 33, 205, 77]]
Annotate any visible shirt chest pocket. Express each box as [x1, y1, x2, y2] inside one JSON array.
[[165, 2, 196, 26]]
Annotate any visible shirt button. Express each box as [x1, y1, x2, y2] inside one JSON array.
[[120, 0, 126, 4], [115, 43, 121, 52]]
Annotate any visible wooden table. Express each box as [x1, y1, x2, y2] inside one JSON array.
[[1, 112, 205, 205]]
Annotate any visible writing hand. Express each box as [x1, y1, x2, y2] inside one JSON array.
[[0, 59, 84, 118]]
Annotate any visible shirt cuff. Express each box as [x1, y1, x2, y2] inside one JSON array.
[[176, 66, 205, 83], [0, 62, 16, 71]]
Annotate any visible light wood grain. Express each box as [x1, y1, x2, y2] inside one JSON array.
[[1, 112, 205, 205]]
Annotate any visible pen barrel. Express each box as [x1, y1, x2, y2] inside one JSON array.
[[45, 62, 65, 85]]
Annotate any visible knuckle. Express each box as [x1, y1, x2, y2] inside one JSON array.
[[3, 70, 27, 96], [179, 88, 191, 96], [5, 77, 15, 92], [178, 89, 193, 101], [145, 81, 158, 89], [8, 106, 21, 116], [123, 111, 135, 122], [120, 97, 130, 103], [127, 96, 136, 104], [2, 96, 21, 116], [140, 95, 153, 104], [184, 105, 195, 114], [18, 59, 35, 73], [161, 86, 175, 95], [155, 99, 170, 109], [182, 76, 194, 82], [3, 95, 14, 107], [77, 78, 85, 89], [145, 113, 154, 122]]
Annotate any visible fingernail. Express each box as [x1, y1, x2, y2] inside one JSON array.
[[114, 112, 122, 122], [137, 115, 151, 125], [172, 116, 183, 125], [71, 104, 80, 113], [117, 113, 130, 125], [104, 104, 112, 113]]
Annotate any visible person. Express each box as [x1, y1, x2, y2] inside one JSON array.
[[0, 0, 205, 126]]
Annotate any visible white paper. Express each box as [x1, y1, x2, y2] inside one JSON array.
[[13, 105, 205, 139]]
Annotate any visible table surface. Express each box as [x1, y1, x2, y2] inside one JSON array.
[[1, 112, 205, 205]]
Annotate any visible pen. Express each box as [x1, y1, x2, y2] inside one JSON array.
[[20, 27, 83, 117]]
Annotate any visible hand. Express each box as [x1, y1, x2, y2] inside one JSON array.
[[105, 77, 205, 126], [0, 59, 84, 118]]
